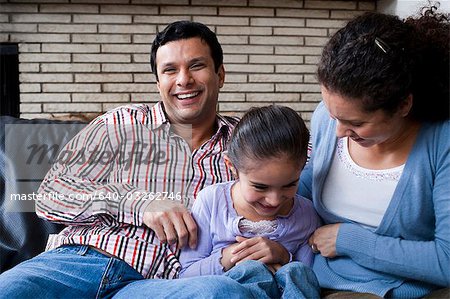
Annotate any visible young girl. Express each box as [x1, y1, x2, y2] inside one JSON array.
[[179, 105, 321, 298]]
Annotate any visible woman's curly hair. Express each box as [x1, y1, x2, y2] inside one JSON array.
[[317, 4, 449, 122]]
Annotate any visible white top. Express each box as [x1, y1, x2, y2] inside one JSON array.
[[322, 137, 404, 228]]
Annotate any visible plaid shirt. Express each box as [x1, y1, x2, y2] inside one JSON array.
[[37, 102, 238, 279]]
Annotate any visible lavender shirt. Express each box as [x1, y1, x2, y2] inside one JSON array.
[[179, 181, 321, 278]]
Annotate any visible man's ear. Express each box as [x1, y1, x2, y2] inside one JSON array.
[[218, 65, 225, 88], [224, 154, 238, 178], [399, 94, 413, 117]]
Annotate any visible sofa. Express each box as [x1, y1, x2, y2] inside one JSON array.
[[0, 116, 86, 272]]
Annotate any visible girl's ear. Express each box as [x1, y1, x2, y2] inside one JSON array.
[[224, 154, 238, 178], [399, 94, 413, 117]]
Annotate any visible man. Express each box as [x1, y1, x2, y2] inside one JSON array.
[[0, 21, 252, 298]]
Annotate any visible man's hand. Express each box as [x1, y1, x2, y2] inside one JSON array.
[[230, 236, 290, 266], [143, 199, 197, 249]]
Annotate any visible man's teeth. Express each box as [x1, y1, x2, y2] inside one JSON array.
[[177, 92, 199, 99]]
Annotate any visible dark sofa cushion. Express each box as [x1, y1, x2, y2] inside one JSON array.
[[0, 116, 86, 272]]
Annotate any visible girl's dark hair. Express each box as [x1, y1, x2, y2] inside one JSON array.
[[227, 105, 309, 172], [150, 21, 223, 81], [317, 5, 449, 122]]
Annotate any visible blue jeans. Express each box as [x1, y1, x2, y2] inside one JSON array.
[[115, 260, 320, 299], [0, 245, 319, 299]]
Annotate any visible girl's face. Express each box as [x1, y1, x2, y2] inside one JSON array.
[[227, 156, 302, 221], [321, 86, 412, 148]]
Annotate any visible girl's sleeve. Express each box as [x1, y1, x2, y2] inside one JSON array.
[[179, 189, 225, 277]]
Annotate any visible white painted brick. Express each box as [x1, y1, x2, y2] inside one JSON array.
[[43, 83, 101, 92], [305, 36, 329, 46], [0, 34, 8, 42], [359, 1, 376, 10], [279, 102, 319, 111], [276, 64, 317, 73], [330, 10, 366, 19], [20, 103, 41, 113], [132, 34, 156, 44], [223, 54, 248, 64], [72, 93, 130, 102], [222, 83, 274, 92], [102, 63, 151, 73], [276, 83, 321, 92], [218, 93, 245, 102], [130, 93, 160, 103], [249, 0, 303, 8], [75, 73, 133, 83], [161, 6, 217, 15], [10, 33, 70, 43], [222, 45, 273, 54], [103, 83, 158, 93], [39, 24, 97, 33], [134, 15, 190, 24], [42, 63, 101, 73], [225, 74, 247, 83], [277, 8, 329, 18], [19, 63, 39, 72], [249, 55, 303, 64], [20, 53, 71, 62], [0, 24, 37, 33], [132, 0, 188, 4], [73, 14, 131, 23], [102, 102, 130, 111], [275, 46, 322, 55], [101, 44, 150, 53], [247, 93, 300, 102], [0, 14, 8, 22], [11, 14, 70, 23], [226, 64, 274, 73], [18, 43, 40, 52], [274, 27, 327, 36], [101, 5, 158, 14], [305, 1, 357, 10], [72, 0, 129, 3], [218, 26, 272, 35], [194, 16, 248, 26], [306, 19, 347, 28], [44, 103, 102, 113], [251, 17, 305, 27], [133, 54, 150, 63], [219, 102, 266, 112], [40, 4, 98, 13], [73, 54, 131, 63], [21, 93, 71, 102], [220, 7, 274, 17], [20, 113, 53, 119], [0, 4, 37, 13], [250, 36, 303, 46], [218, 35, 248, 45], [249, 74, 302, 83], [133, 73, 156, 83], [72, 34, 131, 43], [193, 0, 246, 6], [304, 74, 318, 83], [42, 43, 100, 53], [301, 93, 322, 102], [99, 24, 156, 34], [20, 83, 41, 93], [305, 55, 320, 64], [20, 73, 72, 82]]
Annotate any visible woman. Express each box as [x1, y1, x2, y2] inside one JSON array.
[[298, 6, 449, 298]]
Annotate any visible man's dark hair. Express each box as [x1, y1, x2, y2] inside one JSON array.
[[150, 21, 223, 81], [227, 105, 309, 172]]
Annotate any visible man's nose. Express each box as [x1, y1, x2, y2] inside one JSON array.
[[176, 69, 194, 86]]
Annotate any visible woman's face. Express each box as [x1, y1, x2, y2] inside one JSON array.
[[321, 86, 411, 148]]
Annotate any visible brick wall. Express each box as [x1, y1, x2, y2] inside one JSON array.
[[0, 0, 376, 121]]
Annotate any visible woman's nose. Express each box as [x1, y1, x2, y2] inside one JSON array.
[[335, 121, 351, 138]]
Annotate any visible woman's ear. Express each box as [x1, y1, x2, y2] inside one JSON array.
[[224, 154, 238, 178], [399, 94, 413, 117]]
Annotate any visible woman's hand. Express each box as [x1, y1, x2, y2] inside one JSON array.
[[308, 223, 341, 258]]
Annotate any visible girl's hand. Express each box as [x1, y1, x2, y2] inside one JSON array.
[[308, 223, 340, 258], [220, 242, 240, 271], [230, 236, 290, 265]]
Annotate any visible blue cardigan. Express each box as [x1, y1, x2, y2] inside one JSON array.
[[298, 102, 450, 298]]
